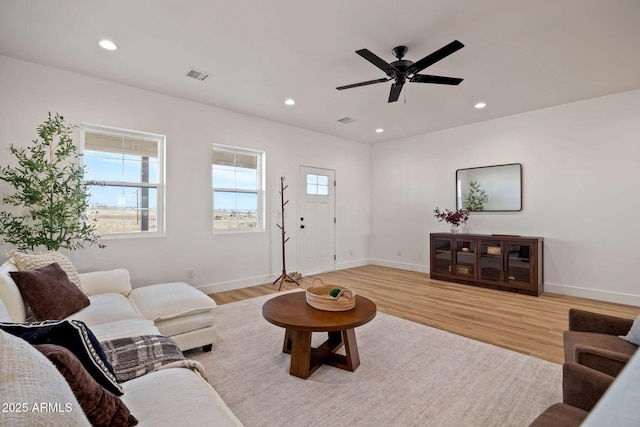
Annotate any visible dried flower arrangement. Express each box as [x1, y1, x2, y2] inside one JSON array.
[[433, 207, 470, 226]]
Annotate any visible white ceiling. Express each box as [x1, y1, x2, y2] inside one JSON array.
[[1, 0, 639, 144]]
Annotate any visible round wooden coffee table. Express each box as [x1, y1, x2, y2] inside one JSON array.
[[262, 291, 377, 379]]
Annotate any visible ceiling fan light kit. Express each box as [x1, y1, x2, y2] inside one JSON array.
[[337, 40, 464, 103], [98, 39, 118, 51]]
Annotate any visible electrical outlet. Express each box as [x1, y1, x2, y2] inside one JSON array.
[[349, 249, 353, 256], [187, 269, 194, 279], [397, 250, 402, 257]]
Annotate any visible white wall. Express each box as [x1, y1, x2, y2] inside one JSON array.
[[0, 55, 371, 293], [371, 89, 640, 305], [3, 54, 639, 305]]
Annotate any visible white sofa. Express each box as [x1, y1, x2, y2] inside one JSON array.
[[0, 259, 243, 426], [0, 259, 217, 352], [0, 323, 243, 426]]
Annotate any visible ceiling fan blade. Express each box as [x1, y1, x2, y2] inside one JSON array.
[[388, 81, 405, 103], [336, 77, 389, 91], [406, 40, 464, 75], [410, 74, 463, 85], [356, 49, 398, 75]]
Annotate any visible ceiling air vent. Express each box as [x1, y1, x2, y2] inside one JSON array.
[[186, 69, 209, 81], [337, 117, 355, 124]]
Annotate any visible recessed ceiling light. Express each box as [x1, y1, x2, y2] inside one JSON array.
[[98, 39, 118, 51], [375, 128, 384, 133], [284, 98, 295, 106], [474, 102, 487, 109]]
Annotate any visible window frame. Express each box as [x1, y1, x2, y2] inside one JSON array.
[[212, 144, 265, 234], [80, 123, 166, 239]]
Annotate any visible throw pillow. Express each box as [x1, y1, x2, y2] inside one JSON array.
[[9, 249, 82, 289], [9, 263, 90, 320], [620, 314, 640, 346], [0, 319, 123, 396], [35, 344, 138, 427]]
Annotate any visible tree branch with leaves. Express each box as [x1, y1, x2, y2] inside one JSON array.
[[0, 113, 103, 251], [463, 180, 489, 211]]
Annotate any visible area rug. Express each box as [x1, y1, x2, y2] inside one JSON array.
[[187, 291, 561, 427]]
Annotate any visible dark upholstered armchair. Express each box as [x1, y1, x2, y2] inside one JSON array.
[[530, 309, 639, 426], [529, 362, 614, 427], [563, 309, 638, 377]]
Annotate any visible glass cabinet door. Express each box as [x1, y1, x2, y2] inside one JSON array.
[[433, 238, 452, 274], [431, 234, 541, 295], [454, 239, 475, 277], [480, 242, 503, 282], [506, 243, 533, 285]]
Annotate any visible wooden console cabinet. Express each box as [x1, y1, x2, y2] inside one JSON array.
[[430, 233, 544, 296]]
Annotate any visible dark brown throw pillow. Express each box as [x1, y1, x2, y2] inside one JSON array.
[[35, 344, 138, 427], [10, 262, 89, 320]]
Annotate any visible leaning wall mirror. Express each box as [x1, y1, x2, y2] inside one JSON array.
[[456, 163, 522, 212]]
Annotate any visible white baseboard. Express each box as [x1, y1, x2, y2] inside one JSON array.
[[368, 258, 429, 273], [197, 262, 639, 307], [369, 259, 640, 306], [196, 260, 369, 295], [197, 273, 278, 295], [544, 282, 640, 306], [337, 258, 369, 270]]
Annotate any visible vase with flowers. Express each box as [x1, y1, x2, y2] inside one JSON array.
[[433, 207, 470, 233]]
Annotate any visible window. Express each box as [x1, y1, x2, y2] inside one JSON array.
[[212, 145, 264, 231], [306, 173, 329, 195], [81, 124, 165, 237]]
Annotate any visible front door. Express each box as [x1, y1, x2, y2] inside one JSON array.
[[297, 166, 336, 275]]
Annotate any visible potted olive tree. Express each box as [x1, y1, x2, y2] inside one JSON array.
[[0, 113, 103, 251]]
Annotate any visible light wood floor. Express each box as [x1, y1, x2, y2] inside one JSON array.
[[210, 265, 640, 364]]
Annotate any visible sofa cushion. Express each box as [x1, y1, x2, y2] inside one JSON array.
[[0, 260, 26, 322], [90, 319, 161, 342], [79, 268, 132, 296], [10, 249, 82, 289], [155, 310, 216, 337], [168, 325, 216, 352], [0, 330, 91, 426], [130, 282, 216, 321], [35, 343, 138, 427], [68, 293, 144, 326], [9, 263, 90, 321], [0, 319, 123, 396], [121, 367, 243, 427]]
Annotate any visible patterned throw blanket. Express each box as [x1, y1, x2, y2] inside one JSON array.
[[101, 335, 207, 382]]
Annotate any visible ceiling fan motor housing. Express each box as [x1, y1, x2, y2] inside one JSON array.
[[390, 60, 414, 74]]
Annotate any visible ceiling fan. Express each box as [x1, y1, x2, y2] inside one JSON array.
[[336, 40, 464, 103]]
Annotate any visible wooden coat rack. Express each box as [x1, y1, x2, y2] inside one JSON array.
[[273, 176, 300, 290]]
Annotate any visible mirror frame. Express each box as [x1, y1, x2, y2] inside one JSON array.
[[455, 163, 522, 212]]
